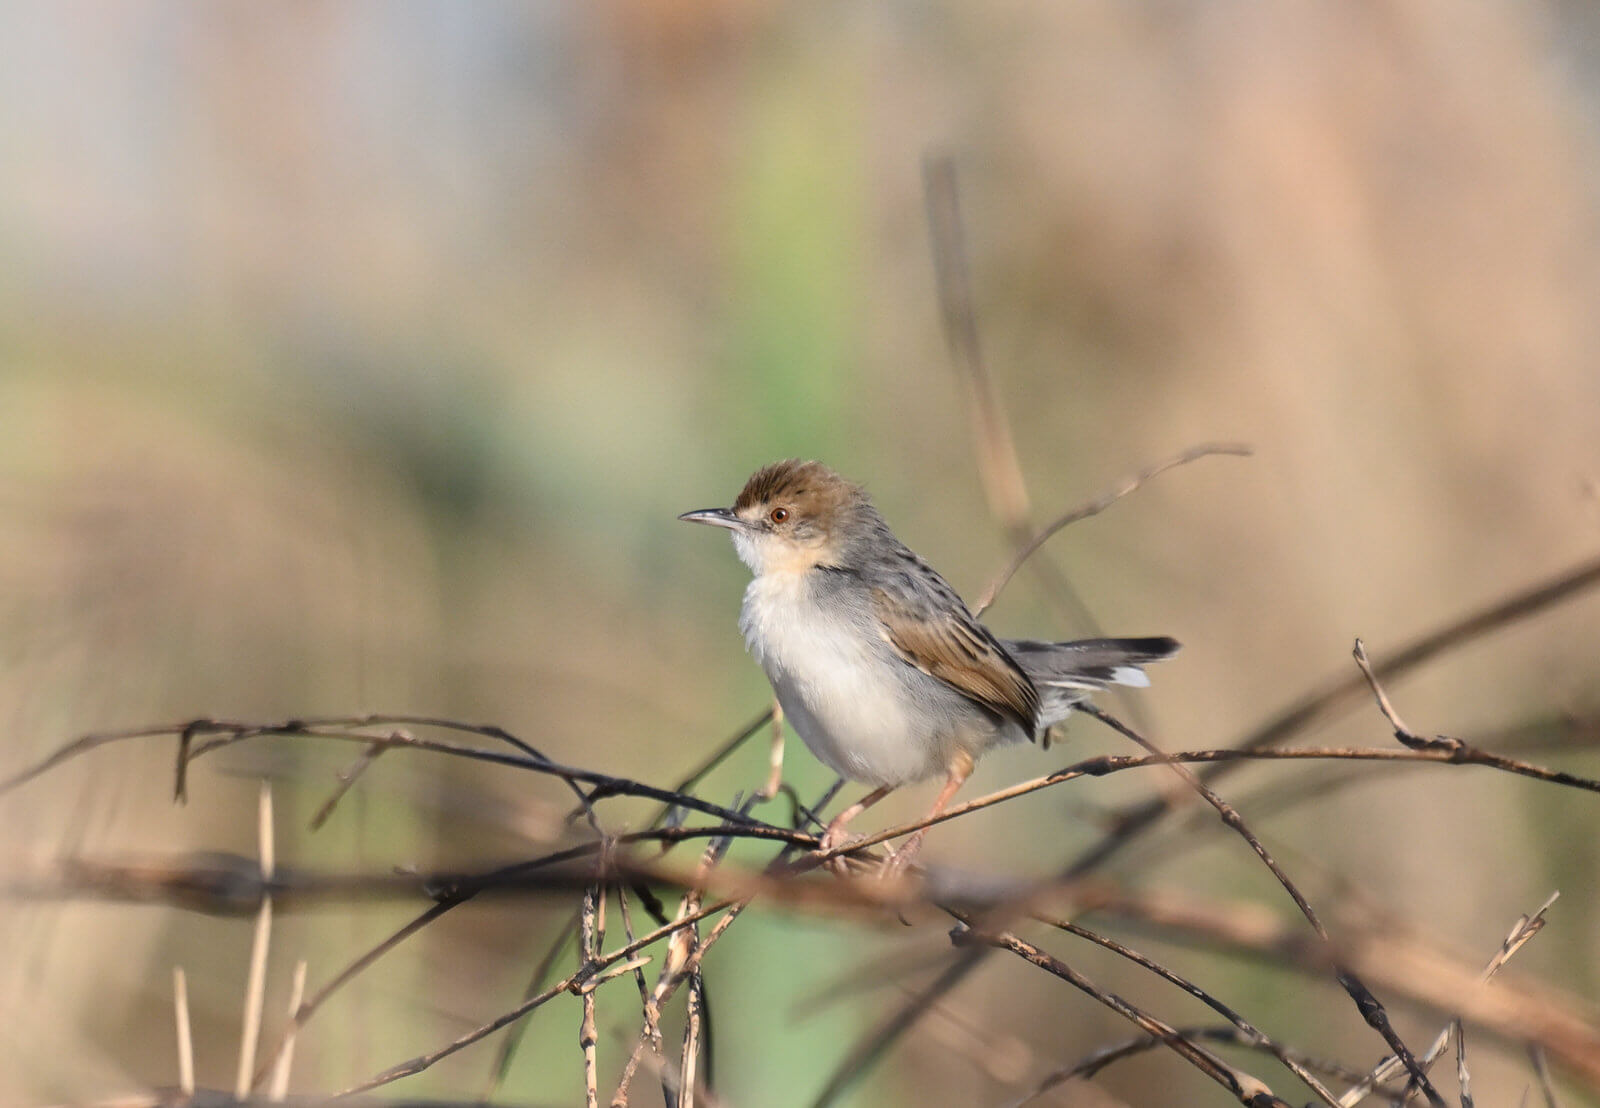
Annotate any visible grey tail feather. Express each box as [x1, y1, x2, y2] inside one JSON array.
[[1003, 636, 1181, 737]]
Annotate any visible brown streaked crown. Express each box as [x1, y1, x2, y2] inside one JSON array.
[[734, 460, 860, 521]]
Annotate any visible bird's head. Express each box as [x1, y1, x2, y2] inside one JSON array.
[[678, 459, 869, 576]]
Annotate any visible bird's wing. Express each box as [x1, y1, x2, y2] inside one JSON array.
[[871, 584, 1039, 732]]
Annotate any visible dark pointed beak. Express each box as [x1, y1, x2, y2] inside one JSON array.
[[677, 507, 744, 531]]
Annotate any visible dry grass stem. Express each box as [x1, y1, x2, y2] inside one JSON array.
[[759, 697, 785, 801], [268, 959, 308, 1101], [339, 897, 738, 1096], [677, 973, 705, 1108], [613, 820, 745, 1107], [172, 967, 193, 1097], [580, 884, 602, 1108], [613, 887, 664, 1096], [235, 781, 275, 1099], [923, 154, 1031, 535], [1084, 706, 1444, 1103], [1457, 1021, 1474, 1108]]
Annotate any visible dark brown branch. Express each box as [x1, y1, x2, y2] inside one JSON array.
[[1009, 1026, 1403, 1108], [1039, 913, 1339, 1105], [1353, 639, 1600, 791], [1338, 891, 1559, 1103], [0, 715, 776, 828], [19, 735, 1600, 918], [951, 916, 1292, 1108]]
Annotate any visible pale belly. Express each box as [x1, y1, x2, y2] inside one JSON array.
[[739, 574, 1001, 787]]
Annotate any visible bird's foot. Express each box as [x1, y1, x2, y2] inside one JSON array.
[[877, 830, 928, 884], [819, 819, 866, 878]]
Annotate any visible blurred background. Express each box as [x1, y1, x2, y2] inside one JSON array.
[[3, 2, 1600, 1105]]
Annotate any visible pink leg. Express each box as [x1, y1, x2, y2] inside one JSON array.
[[884, 750, 975, 878], [820, 785, 893, 870]]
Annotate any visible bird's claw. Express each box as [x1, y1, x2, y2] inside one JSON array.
[[877, 831, 927, 884], [819, 823, 865, 878]]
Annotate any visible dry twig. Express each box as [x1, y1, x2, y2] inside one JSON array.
[[972, 442, 1254, 616]]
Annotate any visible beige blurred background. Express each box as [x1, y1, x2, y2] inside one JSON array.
[[2, 2, 1599, 1105]]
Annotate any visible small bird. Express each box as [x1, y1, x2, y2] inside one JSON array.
[[680, 460, 1178, 867]]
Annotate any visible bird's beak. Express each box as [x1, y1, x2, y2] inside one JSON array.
[[677, 507, 744, 531]]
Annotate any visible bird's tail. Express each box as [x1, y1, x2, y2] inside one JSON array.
[[1003, 636, 1181, 735]]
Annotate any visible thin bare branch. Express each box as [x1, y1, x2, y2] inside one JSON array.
[[1061, 551, 1600, 878], [953, 918, 1291, 1107], [255, 899, 458, 1084], [1039, 913, 1339, 1105], [616, 803, 751, 1108], [20, 745, 1600, 923], [1078, 705, 1444, 1106], [2, 715, 765, 828], [609, 887, 664, 1107], [482, 908, 581, 1098], [1006, 1026, 1403, 1108], [1352, 640, 1418, 738], [1085, 885, 1600, 1085], [973, 442, 1254, 615], [1339, 892, 1559, 1105], [1529, 1043, 1561, 1108], [809, 946, 989, 1108], [308, 740, 390, 831], [339, 898, 740, 1096]]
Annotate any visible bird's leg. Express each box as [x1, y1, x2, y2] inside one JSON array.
[[882, 749, 974, 880], [757, 697, 785, 801], [820, 785, 893, 873]]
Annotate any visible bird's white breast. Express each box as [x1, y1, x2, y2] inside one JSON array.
[[739, 570, 942, 787]]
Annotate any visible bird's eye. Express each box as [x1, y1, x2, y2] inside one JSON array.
[[770, 507, 789, 524]]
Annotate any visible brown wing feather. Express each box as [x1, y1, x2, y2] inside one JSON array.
[[871, 586, 1039, 732]]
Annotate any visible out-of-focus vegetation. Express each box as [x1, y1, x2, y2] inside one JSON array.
[[2, 4, 1599, 1105]]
